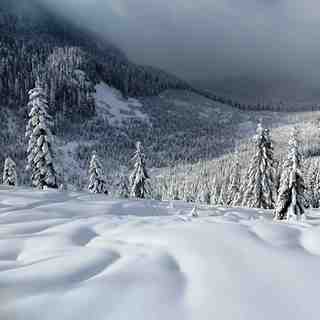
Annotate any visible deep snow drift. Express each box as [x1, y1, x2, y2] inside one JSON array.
[[0, 187, 320, 320]]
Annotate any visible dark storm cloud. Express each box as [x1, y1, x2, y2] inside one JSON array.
[[38, 0, 320, 99]]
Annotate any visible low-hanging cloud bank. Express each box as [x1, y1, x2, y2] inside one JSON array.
[[36, 0, 320, 100]]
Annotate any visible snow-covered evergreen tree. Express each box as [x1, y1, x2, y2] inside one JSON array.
[[161, 179, 169, 201], [314, 165, 320, 208], [218, 180, 229, 206], [26, 82, 57, 189], [191, 205, 199, 218], [196, 169, 210, 204], [306, 162, 318, 208], [242, 123, 276, 209], [151, 178, 163, 201], [117, 175, 130, 198], [197, 182, 210, 204], [233, 169, 248, 207], [274, 128, 306, 220], [167, 168, 180, 200], [188, 181, 198, 203], [2, 157, 18, 186], [226, 152, 241, 206], [168, 179, 180, 200], [304, 158, 320, 209], [58, 184, 67, 192], [88, 151, 107, 194], [181, 180, 189, 202], [210, 176, 220, 206], [130, 141, 150, 199]]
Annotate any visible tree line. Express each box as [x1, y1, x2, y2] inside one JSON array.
[[3, 80, 150, 200], [150, 123, 309, 221], [2, 81, 315, 222]]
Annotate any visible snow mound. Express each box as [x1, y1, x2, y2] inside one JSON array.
[[1, 188, 320, 320], [94, 82, 149, 126]]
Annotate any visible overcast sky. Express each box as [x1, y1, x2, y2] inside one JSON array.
[[38, 0, 320, 100]]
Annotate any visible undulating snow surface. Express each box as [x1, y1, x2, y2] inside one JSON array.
[[94, 82, 149, 126], [1, 187, 320, 320]]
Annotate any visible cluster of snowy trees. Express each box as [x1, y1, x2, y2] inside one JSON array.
[[1, 0, 318, 223], [0, 81, 59, 190], [1, 81, 150, 199], [1, 81, 317, 222], [87, 141, 150, 198], [0, 6, 195, 178], [5, 0, 320, 184], [23, 82, 149, 197], [151, 123, 310, 221]]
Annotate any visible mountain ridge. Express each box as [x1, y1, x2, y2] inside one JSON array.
[[2, 0, 315, 189]]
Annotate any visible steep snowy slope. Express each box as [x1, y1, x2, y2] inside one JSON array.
[[94, 82, 149, 126], [1, 187, 320, 320]]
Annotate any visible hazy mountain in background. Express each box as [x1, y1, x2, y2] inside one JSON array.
[[1, 0, 319, 189], [194, 75, 320, 106]]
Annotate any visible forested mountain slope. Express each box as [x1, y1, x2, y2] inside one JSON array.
[[0, 0, 191, 182], [0, 0, 190, 117], [1, 0, 320, 189]]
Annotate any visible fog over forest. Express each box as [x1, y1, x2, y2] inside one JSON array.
[[8, 0, 320, 101]]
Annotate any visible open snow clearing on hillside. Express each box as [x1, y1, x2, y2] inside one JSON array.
[[94, 82, 149, 126]]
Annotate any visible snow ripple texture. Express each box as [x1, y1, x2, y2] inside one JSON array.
[[0, 187, 320, 320]]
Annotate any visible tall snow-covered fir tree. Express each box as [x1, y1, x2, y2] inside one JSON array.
[[130, 141, 150, 199], [88, 151, 107, 194], [305, 158, 320, 209], [210, 176, 220, 206], [226, 151, 241, 206], [166, 167, 180, 200], [117, 175, 130, 199], [168, 177, 180, 201], [233, 169, 248, 207], [218, 180, 229, 206], [274, 128, 306, 220], [2, 157, 18, 186], [196, 169, 210, 204], [181, 180, 189, 202], [314, 165, 320, 208], [26, 82, 57, 189], [242, 123, 276, 209], [306, 162, 319, 208]]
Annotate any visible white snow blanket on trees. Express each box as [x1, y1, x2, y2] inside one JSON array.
[[0, 187, 320, 320]]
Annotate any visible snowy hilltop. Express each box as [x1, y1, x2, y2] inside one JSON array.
[[1, 187, 320, 320]]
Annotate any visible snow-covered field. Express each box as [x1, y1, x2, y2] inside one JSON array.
[[1, 187, 320, 320]]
